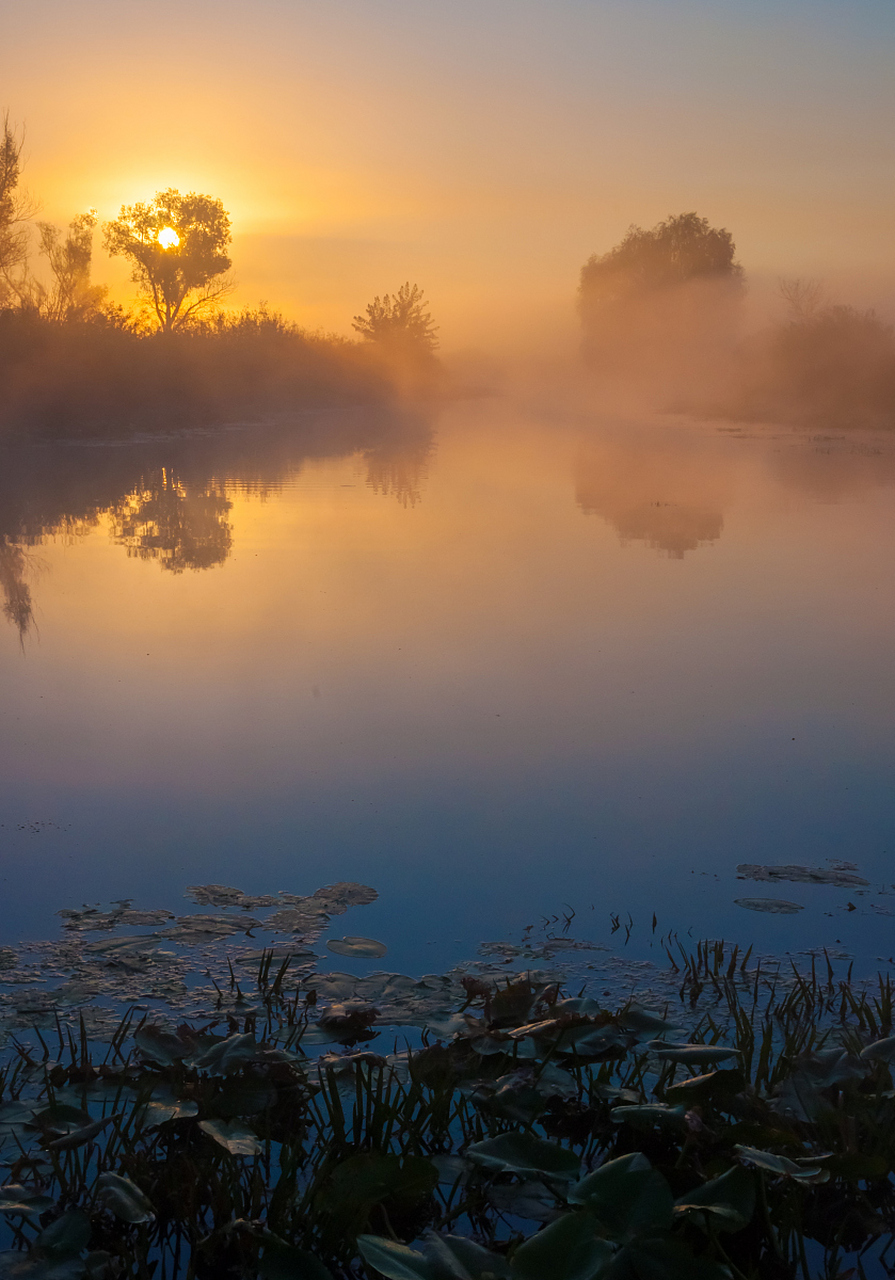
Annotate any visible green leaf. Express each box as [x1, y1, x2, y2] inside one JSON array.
[[0, 1186, 55, 1219], [0, 1254, 88, 1278], [465, 1134, 580, 1181], [648, 1043, 740, 1066], [134, 1086, 198, 1127], [320, 1154, 438, 1212], [674, 1167, 755, 1234], [860, 1033, 895, 1063], [326, 937, 387, 958], [567, 1154, 673, 1242], [733, 1146, 829, 1183], [610, 1104, 687, 1130], [427, 1234, 510, 1279], [36, 1210, 92, 1258], [189, 1032, 258, 1075], [96, 1172, 155, 1223], [259, 1240, 334, 1280], [356, 1235, 436, 1280], [198, 1118, 262, 1156], [133, 1025, 193, 1066], [602, 1237, 731, 1280], [47, 1115, 117, 1151], [511, 1213, 613, 1280]]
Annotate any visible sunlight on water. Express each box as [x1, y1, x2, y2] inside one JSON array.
[[1, 399, 894, 975]]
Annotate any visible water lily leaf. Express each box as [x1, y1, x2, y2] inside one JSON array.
[[47, 1114, 118, 1151], [96, 1172, 155, 1223], [188, 1032, 258, 1074], [427, 1234, 511, 1279], [133, 1025, 195, 1066], [615, 1007, 680, 1040], [134, 1087, 199, 1127], [215, 1078, 277, 1118], [511, 1212, 613, 1280], [734, 898, 803, 914], [664, 1069, 744, 1104], [36, 1209, 91, 1258], [567, 1153, 674, 1241], [356, 1236, 436, 1280], [602, 1236, 731, 1280], [326, 937, 387, 959], [0, 1186, 55, 1218], [31, 1106, 93, 1137], [860, 1034, 895, 1063], [737, 863, 868, 887], [486, 1180, 557, 1222], [199, 1118, 262, 1156], [610, 1104, 688, 1130], [320, 1154, 437, 1213], [466, 1134, 580, 1181], [258, 1240, 334, 1279], [734, 1146, 828, 1183], [0, 1254, 89, 1278], [648, 1042, 740, 1065], [674, 1166, 755, 1234]]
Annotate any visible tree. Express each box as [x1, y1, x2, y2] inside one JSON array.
[[103, 189, 232, 332], [36, 211, 106, 321], [0, 113, 33, 306], [352, 282, 438, 355], [580, 212, 743, 310], [577, 212, 744, 396]]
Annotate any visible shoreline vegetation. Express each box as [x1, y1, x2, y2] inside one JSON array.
[[0, 886, 892, 1278], [3, 116, 895, 443]]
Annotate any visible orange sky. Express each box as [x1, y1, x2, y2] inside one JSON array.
[[4, 0, 895, 347]]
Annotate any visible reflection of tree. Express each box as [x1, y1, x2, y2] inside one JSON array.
[[363, 438, 432, 508], [575, 437, 727, 559], [110, 470, 232, 573], [0, 539, 34, 641]]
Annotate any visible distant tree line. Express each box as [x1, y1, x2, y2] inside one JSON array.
[[578, 211, 895, 424]]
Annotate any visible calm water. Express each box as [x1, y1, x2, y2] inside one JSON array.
[[2, 394, 894, 977]]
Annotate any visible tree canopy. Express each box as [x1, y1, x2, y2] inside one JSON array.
[[352, 282, 438, 354], [0, 115, 32, 306], [580, 213, 743, 308], [103, 189, 232, 332]]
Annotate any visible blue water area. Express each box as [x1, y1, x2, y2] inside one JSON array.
[[1, 399, 893, 980]]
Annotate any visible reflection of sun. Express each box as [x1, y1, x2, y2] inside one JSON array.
[[157, 226, 179, 249]]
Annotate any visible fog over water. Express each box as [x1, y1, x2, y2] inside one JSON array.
[[1, 390, 893, 976]]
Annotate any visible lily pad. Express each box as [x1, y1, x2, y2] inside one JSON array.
[[465, 1133, 581, 1181], [96, 1172, 155, 1223], [734, 897, 803, 914], [326, 937, 387, 959], [199, 1118, 262, 1157], [737, 863, 869, 887]]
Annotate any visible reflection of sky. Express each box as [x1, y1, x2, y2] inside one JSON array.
[[1, 403, 895, 976]]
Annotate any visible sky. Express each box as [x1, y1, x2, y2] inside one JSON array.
[[4, 0, 895, 348]]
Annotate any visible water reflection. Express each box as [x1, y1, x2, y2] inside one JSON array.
[[574, 431, 729, 558], [0, 406, 434, 636]]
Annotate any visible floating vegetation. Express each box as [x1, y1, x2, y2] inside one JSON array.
[[326, 937, 388, 959], [736, 862, 870, 888], [733, 897, 804, 914], [0, 885, 892, 1277]]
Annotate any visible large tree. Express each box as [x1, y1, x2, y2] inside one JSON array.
[[578, 212, 744, 394], [0, 114, 32, 306], [103, 189, 232, 332]]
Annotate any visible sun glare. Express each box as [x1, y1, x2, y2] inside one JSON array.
[[157, 226, 179, 249]]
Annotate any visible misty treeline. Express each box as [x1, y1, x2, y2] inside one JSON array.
[[0, 115, 440, 438], [579, 212, 895, 425]]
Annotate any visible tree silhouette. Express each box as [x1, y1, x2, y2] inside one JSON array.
[[103, 189, 232, 332], [352, 282, 438, 354], [110, 471, 232, 572], [37, 211, 106, 321], [0, 114, 33, 306], [578, 212, 744, 395]]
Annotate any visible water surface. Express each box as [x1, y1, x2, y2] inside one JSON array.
[[2, 395, 894, 976]]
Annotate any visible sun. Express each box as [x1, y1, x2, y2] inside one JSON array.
[[157, 226, 180, 249]]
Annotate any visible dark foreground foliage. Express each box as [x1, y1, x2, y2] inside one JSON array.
[[0, 307, 399, 441], [0, 943, 894, 1278]]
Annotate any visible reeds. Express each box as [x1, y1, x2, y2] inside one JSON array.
[[0, 942, 893, 1278]]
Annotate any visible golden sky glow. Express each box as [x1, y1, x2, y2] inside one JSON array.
[[4, 0, 895, 345]]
